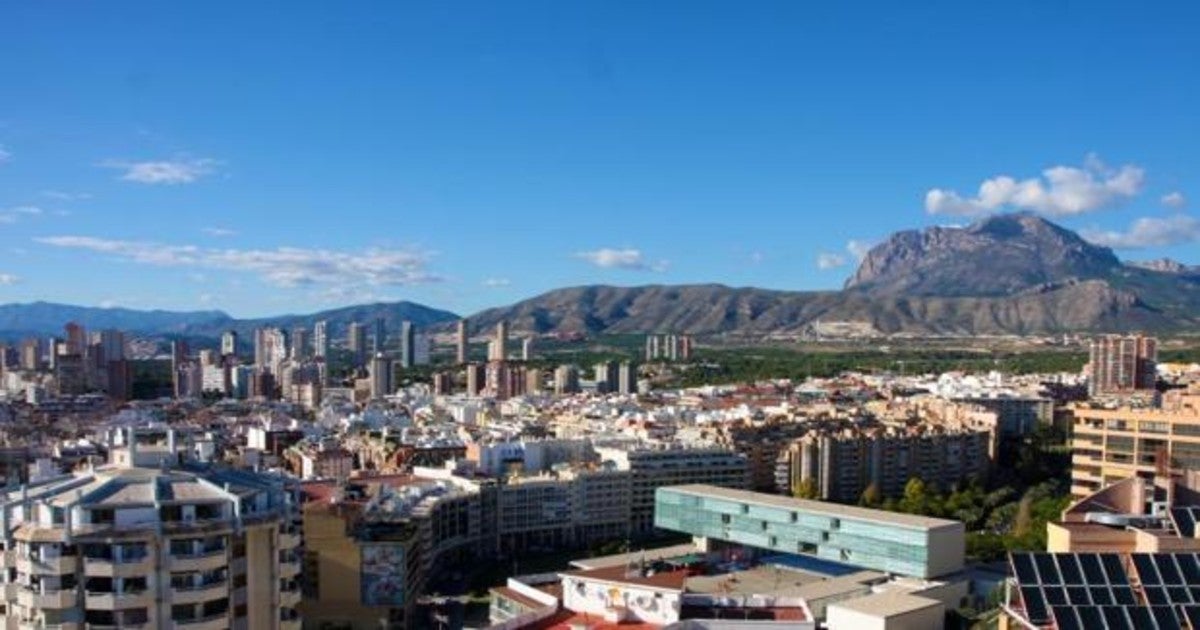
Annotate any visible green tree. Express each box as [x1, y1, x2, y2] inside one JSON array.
[[793, 477, 819, 500], [1013, 494, 1034, 539], [858, 482, 882, 507], [899, 477, 929, 514]]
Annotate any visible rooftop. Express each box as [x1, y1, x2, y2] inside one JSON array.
[[663, 484, 963, 531]]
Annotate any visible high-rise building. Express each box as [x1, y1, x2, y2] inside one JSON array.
[[253, 328, 286, 375], [491, 321, 509, 362], [291, 327, 310, 360], [372, 317, 386, 354], [1088, 334, 1158, 396], [348, 322, 367, 366], [521, 337, 533, 361], [398, 320, 415, 369], [554, 365, 580, 394], [617, 361, 638, 395], [369, 354, 393, 399], [170, 339, 189, 398], [221, 330, 238, 356], [456, 319, 469, 364], [19, 338, 39, 371], [593, 361, 619, 394], [465, 363, 485, 396], [0, 432, 302, 629], [96, 329, 125, 363], [313, 320, 329, 359], [431, 371, 453, 396], [525, 368, 543, 394], [64, 321, 87, 356]]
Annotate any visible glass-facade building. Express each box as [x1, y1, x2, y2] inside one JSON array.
[[654, 484, 964, 579]]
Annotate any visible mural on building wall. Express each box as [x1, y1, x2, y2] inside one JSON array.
[[361, 543, 406, 606]]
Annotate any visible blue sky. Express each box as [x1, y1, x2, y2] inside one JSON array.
[[1, 1, 1197, 317]]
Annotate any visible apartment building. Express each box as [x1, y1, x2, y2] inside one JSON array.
[[595, 444, 750, 535], [0, 434, 302, 630], [1070, 386, 1200, 498], [775, 423, 994, 502]]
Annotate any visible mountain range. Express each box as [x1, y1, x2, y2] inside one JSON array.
[[2, 214, 1198, 340]]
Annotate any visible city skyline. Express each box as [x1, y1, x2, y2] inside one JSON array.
[[1, 2, 1198, 317]]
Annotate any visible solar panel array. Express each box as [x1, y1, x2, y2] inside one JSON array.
[[1170, 507, 1200, 538], [1010, 552, 1200, 629]]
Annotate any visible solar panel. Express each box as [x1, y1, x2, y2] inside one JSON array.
[[1135, 554, 1162, 586], [1021, 586, 1049, 624], [1090, 586, 1115, 606], [1189, 586, 1200, 603], [1078, 606, 1105, 629], [1013, 553, 1040, 584], [1059, 554, 1085, 584], [1102, 605, 1134, 630], [1171, 507, 1196, 538], [1127, 606, 1155, 628], [1166, 586, 1192, 605], [1146, 586, 1169, 606], [1155, 554, 1185, 585], [1113, 586, 1138, 606], [1045, 586, 1068, 606], [1102, 554, 1130, 585], [1081, 554, 1107, 583], [1053, 606, 1083, 630], [1036, 553, 1063, 584], [1150, 605, 1182, 630], [1067, 586, 1092, 605], [1176, 553, 1200, 583], [1181, 605, 1200, 628]]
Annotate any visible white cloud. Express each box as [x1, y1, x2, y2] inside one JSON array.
[[1080, 214, 1200, 249], [0, 206, 44, 224], [0, 273, 18, 285], [101, 157, 218, 184], [748, 251, 765, 264], [35, 235, 441, 288], [925, 155, 1144, 217], [574, 247, 668, 272], [202, 227, 237, 237], [482, 277, 511, 287], [1162, 191, 1187, 209], [816, 252, 848, 269], [42, 190, 92, 201], [0, 146, 10, 163], [846, 239, 873, 261]]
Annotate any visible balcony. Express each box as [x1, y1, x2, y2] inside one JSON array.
[[83, 555, 152, 578], [17, 623, 82, 630], [17, 554, 76, 574], [171, 580, 229, 606], [16, 587, 79, 609], [279, 561, 300, 580], [280, 618, 302, 630], [172, 613, 231, 630], [280, 588, 301, 608], [1, 548, 15, 568], [84, 589, 152, 610], [170, 549, 227, 572], [231, 586, 247, 607], [278, 532, 301, 549]]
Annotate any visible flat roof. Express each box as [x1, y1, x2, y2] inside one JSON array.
[[569, 543, 699, 571], [662, 485, 962, 531], [827, 590, 942, 617]]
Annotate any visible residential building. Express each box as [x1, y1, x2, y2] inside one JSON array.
[[0, 432, 302, 630], [455, 319, 468, 364], [398, 321, 414, 369], [1070, 386, 1200, 497], [595, 444, 750, 535], [1089, 334, 1158, 396]]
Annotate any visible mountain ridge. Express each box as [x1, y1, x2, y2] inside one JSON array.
[[3, 214, 1198, 340]]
